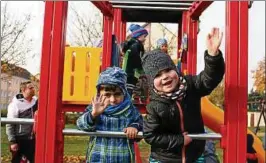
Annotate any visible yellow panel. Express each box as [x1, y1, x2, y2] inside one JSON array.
[[63, 47, 101, 104]]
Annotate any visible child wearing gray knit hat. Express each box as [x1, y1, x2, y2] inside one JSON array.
[[156, 38, 168, 54], [142, 28, 225, 163]]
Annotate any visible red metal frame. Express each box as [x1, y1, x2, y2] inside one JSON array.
[[62, 104, 86, 112], [189, 1, 213, 20], [36, 1, 68, 163], [121, 21, 127, 40], [114, 8, 122, 43], [36, 1, 251, 163], [102, 16, 113, 70], [177, 19, 182, 59], [180, 11, 189, 73], [92, 1, 113, 17], [191, 20, 198, 75], [224, 2, 239, 162], [35, 2, 54, 162], [224, 1, 248, 163], [45, 2, 68, 163], [237, 2, 248, 162], [187, 18, 193, 74]]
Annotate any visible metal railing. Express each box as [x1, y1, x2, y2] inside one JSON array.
[[1, 117, 34, 125], [63, 129, 222, 140], [1, 118, 222, 140], [112, 5, 189, 11], [109, 1, 193, 6]]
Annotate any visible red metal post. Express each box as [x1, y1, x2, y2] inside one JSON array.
[[187, 19, 198, 75], [102, 18, 108, 70], [114, 8, 122, 43], [237, 2, 248, 162], [191, 20, 198, 75], [35, 2, 54, 162], [44, 1, 68, 163], [114, 9, 118, 40], [92, 1, 113, 17], [189, 1, 213, 20], [224, 2, 239, 162], [177, 19, 182, 59], [121, 21, 127, 41], [181, 11, 189, 73], [187, 18, 193, 74], [102, 16, 113, 70], [106, 16, 113, 68]]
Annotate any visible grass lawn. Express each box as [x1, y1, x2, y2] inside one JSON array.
[[1, 124, 264, 163], [1, 124, 151, 163]]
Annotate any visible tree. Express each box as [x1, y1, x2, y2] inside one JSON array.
[[208, 79, 225, 109], [1, 2, 33, 68], [252, 57, 265, 95], [67, 3, 103, 46]]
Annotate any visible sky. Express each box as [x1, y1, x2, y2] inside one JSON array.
[[1, 1, 265, 92]]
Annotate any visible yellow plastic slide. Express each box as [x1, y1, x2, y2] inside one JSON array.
[[201, 97, 265, 163]]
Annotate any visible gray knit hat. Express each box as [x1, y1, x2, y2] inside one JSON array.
[[142, 49, 178, 82]]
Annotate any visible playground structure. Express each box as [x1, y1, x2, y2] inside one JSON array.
[[2, 1, 265, 163]]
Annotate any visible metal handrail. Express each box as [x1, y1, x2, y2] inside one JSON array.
[[1, 117, 34, 125], [110, 1, 193, 6], [112, 5, 189, 11], [1, 118, 222, 140], [63, 129, 222, 140]]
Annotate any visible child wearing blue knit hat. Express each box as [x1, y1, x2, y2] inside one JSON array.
[[129, 24, 148, 40], [77, 67, 143, 163], [121, 24, 149, 97]]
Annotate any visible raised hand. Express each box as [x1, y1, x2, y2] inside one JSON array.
[[91, 95, 109, 118], [206, 27, 223, 56]]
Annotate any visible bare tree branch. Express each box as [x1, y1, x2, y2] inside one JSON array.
[[67, 3, 103, 47], [1, 2, 33, 69]]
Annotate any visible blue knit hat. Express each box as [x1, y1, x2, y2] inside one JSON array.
[[129, 24, 148, 39], [96, 67, 127, 95], [156, 38, 168, 48]]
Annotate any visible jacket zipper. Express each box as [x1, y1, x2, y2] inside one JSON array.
[[176, 101, 186, 163], [19, 125, 22, 133]]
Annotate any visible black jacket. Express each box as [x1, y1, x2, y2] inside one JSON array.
[[143, 51, 225, 163], [123, 38, 145, 85]]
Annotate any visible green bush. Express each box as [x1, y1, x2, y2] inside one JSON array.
[[1, 109, 8, 127], [1, 109, 7, 117], [65, 113, 80, 124]]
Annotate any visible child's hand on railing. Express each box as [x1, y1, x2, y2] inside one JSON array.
[[183, 132, 192, 146], [124, 127, 138, 139]]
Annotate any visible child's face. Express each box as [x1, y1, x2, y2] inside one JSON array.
[[138, 34, 147, 43], [160, 44, 168, 53], [154, 68, 179, 93], [99, 87, 124, 106]]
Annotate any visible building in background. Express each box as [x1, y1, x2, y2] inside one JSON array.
[[0, 62, 38, 109]]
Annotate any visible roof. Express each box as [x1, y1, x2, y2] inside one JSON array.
[[1, 61, 32, 79], [109, 1, 194, 23]]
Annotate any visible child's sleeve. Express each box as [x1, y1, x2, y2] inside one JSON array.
[[143, 105, 184, 150], [191, 50, 225, 97], [130, 43, 143, 70], [76, 105, 98, 132], [128, 106, 143, 132]]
